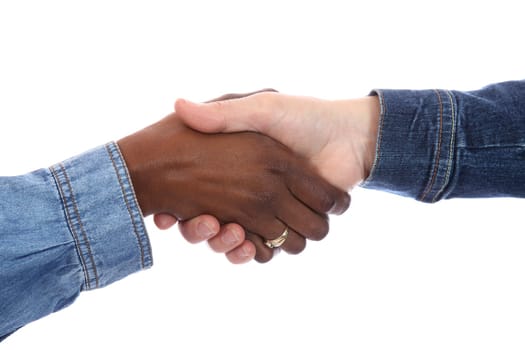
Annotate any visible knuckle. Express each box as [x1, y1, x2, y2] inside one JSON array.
[[284, 239, 306, 255], [255, 249, 274, 263], [329, 192, 351, 215], [254, 189, 279, 208], [253, 91, 283, 120], [305, 218, 329, 241], [245, 232, 274, 263], [260, 91, 281, 110], [267, 158, 290, 175], [317, 191, 336, 213], [257, 90, 277, 105], [337, 192, 352, 214]]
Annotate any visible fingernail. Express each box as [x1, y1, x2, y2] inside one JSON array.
[[197, 222, 214, 239], [240, 246, 252, 258], [221, 228, 240, 245]]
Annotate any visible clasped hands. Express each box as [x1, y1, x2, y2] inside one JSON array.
[[118, 90, 380, 263]]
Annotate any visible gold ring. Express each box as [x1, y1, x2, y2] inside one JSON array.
[[264, 227, 289, 248]]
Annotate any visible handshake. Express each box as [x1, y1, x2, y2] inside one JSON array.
[[119, 90, 380, 263]]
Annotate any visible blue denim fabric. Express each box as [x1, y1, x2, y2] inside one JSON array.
[[0, 142, 152, 339], [362, 80, 525, 202]]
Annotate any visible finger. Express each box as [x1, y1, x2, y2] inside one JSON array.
[[249, 220, 306, 257], [204, 88, 278, 103], [225, 241, 256, 264], [153, 213, 178, 230], [178, 215, 221, 244], [280, 226, 307, 255], [245, 231, 275, 263], [207, 223, 245, 253], [277, 195, 330, 241], [287, 167, 351, 216], [175, 92, 279, 134]]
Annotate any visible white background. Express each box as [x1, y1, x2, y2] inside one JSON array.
[[1, 1, 524, 349]]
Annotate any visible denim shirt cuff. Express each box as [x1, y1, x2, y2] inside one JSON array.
[[49, 142, 153, 290], [361, 89, 457, 203]]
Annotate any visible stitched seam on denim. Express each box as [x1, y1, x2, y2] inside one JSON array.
[[49, 165, 91, 289], [59, 163, 100, 289], [457, 144, 525, 149], [362, 90, 386, 185], [420, 90, 444, 202], [432, 90, 456, 203], [113, 142, 153, 263], [105, 143, 146, 268]]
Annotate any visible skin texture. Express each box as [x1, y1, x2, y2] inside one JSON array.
[[155, 91, 277, 263], [156, 91, 379, 263], [174, 92, 380, 191], [118, 113, 350, 263]]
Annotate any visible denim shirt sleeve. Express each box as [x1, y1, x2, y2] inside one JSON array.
[[361, 80, 525, 202], [0, 142, 152, 339]]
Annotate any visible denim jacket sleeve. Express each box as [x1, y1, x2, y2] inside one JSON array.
[[361, 80, 525, 202], [0, 142, 153, 339]]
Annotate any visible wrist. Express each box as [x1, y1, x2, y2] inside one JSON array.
[[117, 117, 182, 217], [352, 95, 380, 180], [329, 96, 379, 186], [117, 132, 153, 216]]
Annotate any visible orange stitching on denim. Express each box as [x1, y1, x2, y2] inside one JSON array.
[[112, 143, 152, 265], [59, 163, 100, 289], [420, 90, 444, 201], [50, 165, 92, 289], [432, 90, 456, 203], [105, 143, 147, 268]]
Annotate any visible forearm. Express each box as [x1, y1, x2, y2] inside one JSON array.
[[0, 143, 152, 338], [361, 80, 525, 201]]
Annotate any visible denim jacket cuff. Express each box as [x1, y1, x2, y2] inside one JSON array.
[[361, 89, 457, 203], [49, 142, 153, 290]]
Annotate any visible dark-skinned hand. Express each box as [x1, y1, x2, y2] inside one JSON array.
[[118, 109, 350, 263]]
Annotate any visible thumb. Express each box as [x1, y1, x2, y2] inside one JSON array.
[[175, 96, 269, 134]]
